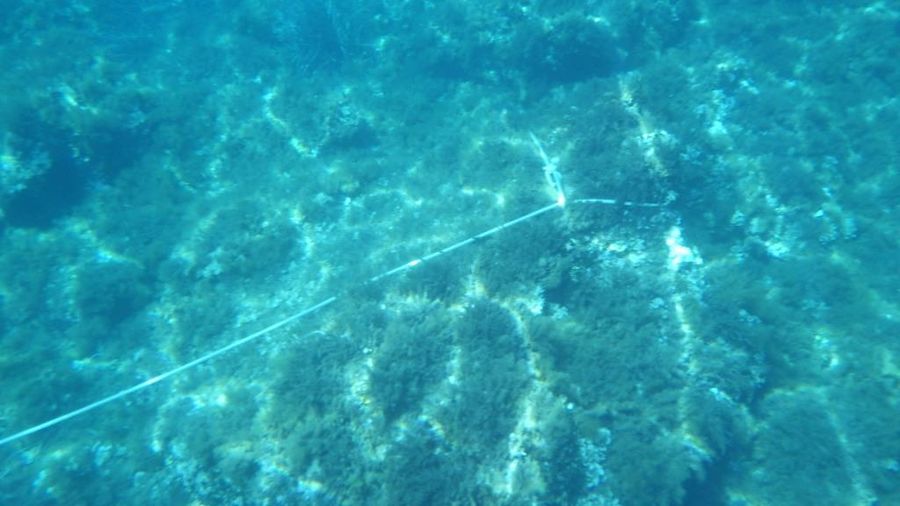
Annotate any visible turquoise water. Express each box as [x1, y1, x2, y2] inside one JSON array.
[[1, 1, 898, 504]]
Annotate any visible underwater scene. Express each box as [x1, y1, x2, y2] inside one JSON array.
[[1, 1, 898, 505]]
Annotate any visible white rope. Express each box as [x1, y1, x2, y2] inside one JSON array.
[[0, 134, 668, 446], [0, 202, 568, 446]]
